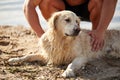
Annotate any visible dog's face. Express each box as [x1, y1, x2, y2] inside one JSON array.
[[48, 11, 80, 36]]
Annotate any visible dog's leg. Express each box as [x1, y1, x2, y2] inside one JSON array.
[[62, 57, 87, 77], [8, 54, 45, 64]]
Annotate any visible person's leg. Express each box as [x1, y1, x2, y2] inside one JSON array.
[[88, 0, 103, 30]]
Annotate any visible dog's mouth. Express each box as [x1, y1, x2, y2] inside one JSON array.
[[65, 30, 80, 36]]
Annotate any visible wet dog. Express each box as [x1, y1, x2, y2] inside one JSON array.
[[8, 11, 120, 77]]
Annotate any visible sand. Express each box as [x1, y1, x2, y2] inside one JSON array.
[[0, 25, 120, 80]]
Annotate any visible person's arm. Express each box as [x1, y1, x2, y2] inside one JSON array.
[[23, 0, 44, 37], [96, 0, 117, 33], [89, 0, 117, 51]]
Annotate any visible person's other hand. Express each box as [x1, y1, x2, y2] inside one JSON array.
[[88, 30, 105, 51]]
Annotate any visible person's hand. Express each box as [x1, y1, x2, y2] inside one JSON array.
[[88, 30, 105, 51]]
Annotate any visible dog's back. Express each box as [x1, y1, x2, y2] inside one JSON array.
[[103, 30, 120, 57], [72, 29, 120, 60]]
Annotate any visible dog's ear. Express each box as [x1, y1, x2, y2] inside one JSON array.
[[48, 12, 60, 29]]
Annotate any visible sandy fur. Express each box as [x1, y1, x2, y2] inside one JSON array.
[[38, 29, 76, 65]]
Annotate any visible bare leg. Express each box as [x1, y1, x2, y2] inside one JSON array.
[[62, 57, 88, 77], [8, 54, 45, 64], [88, 0, 103, 30]]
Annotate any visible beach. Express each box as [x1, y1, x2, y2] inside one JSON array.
[[0, 0, 120, 80], [0, 25, 120, 80]]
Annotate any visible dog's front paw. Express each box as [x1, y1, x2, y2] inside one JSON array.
[[62, 69, 75, 78]]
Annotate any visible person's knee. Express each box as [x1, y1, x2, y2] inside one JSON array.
[[88, 0, 103, 21], [88, 0, 103, 13], [23, 1, 27, 14], [23, 0, 30, 14], [23, 0, 36, 14]]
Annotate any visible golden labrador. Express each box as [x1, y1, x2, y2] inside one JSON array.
[[8, 11, 120, 77]]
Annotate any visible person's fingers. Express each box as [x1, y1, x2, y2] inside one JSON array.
[[95, 40, 104, 51], [88, 31, 105, 51], [90, 37, 94, 46], [88, 31, 92, 35], [100, 40, 104, 50], [92, 39, 98, 51], [95, 41, 101, 51], [91, 35, 95, 45], [88, 31, 95, 38], [88, 31, 103, 51]]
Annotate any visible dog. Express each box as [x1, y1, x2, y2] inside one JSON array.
[[8, 10, 120, 77]]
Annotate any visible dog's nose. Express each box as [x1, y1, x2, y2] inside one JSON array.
[[73, 26, 80, 33]]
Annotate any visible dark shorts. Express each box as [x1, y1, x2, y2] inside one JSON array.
[[63, 0, 90, 21]]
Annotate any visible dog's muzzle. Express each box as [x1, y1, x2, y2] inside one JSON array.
[[72, 28, 80, 36], [65, 28, 80, 36]]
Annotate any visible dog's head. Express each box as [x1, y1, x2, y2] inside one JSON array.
[[48, 10, 80, 36]]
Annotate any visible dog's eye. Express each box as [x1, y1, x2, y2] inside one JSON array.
[[65, 18, 71, 23]]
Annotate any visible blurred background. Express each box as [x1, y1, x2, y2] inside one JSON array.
[[0, 0, 120, 30]]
